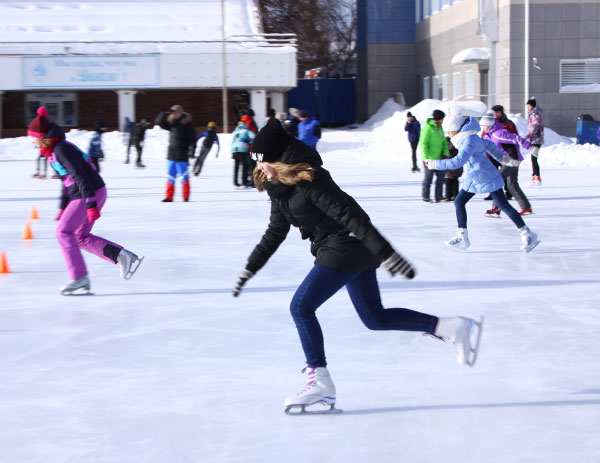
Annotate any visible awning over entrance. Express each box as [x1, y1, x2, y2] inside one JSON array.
[[451, 48, 490, 66]]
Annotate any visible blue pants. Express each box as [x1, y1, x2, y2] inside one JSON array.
[[454, 188, 525, 229], [167, 160, 189, 185], [290, 265, 438, 367]]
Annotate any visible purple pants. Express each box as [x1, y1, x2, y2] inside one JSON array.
[[56, 187, 122, 279]]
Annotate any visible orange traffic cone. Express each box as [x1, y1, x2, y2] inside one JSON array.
[[0, 251, 10, 274], [22, 222, 34, 240], [29, 205, 39, 220]]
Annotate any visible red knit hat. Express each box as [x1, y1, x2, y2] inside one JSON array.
[[27, 107, 51, 137]]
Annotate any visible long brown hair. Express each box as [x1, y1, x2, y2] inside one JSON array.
[[253, 162, 315, 192], [40, 137, 53, 147]]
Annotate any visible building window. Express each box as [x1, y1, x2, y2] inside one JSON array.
[[560, 59, 600, 93], [465, 70, 475, 97], [26, 93, 78, 127], [442, 74, 449, 101], [453, 72, 462, 99], [423, 76, 431, 99], [432, 75, 439, 99]]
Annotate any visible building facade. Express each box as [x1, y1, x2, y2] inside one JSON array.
[[358, 0, 600, 136], [0, 1, 296, 137]]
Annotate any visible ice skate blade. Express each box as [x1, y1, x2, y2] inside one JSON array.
[[523, 239, 541, 254], [285, 402, 342, 416], [124, 256, 144, 280], [484, 213, 501, 218], [61, 289, 93, 296], [465, 316, 484, 367]]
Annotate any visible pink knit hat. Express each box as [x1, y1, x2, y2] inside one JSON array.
[[27, 107, 51, 137]]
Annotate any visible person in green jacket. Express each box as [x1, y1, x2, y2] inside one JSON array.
[[419, 109, 449, 203]]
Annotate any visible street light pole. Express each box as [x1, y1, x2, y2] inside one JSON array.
[[524, 0, 529, 117], [221, 0, 228, 134]]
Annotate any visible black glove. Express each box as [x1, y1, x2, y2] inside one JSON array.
[[383, 252, 416, 279], [233, 269, 254, 297]]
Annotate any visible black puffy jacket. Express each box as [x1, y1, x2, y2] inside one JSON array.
[[246, 140, 395, 273], [155, 111, 197, 162]]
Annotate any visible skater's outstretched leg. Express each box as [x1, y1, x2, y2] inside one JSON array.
[[346, 269, 438, 332]]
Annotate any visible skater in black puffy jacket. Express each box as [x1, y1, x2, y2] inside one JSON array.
[[232, 118, 483, 413]]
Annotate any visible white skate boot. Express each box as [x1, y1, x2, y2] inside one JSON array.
[[284, 366, 341, 415], [444, 228, 471, 251], [60, 275, 91, 295], [435, 316, 484, 367], [117, 248, 144, 280], [519, 226, 541, 253]]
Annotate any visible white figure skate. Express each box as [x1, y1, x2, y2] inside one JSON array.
[[435, 316, 484, 367], [117, 248, 144, 280], [60, 275, 91, 295], [284, 366, 342, 415], [444, 228, 471, 251], [519, 226, 541, 253]]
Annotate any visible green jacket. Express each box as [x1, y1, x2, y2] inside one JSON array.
[[418, 119, 449, 160]]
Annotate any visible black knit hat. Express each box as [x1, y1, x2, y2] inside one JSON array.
[[526, 99, 536, 108], [250, 118, 291, 163], [432, 109, 445, 121]]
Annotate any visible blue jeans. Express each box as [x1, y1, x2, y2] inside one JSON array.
[[290, 265, 439, 367], [454, 188, 525, 229]]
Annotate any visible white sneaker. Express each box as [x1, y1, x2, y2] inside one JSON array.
[[519, 226, 541, 253], [60, 275, 91, 295], [445, 228, 470, 251], [284, 366, 336, 408], [435, 316, 484, 366], [117, 248, 144, 280]]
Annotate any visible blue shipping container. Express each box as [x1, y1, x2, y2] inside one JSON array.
[[287, 78, 355, 126], [576, 120, 600, 145]]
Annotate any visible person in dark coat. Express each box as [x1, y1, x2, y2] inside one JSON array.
[[87, 120, 105, 173], [126, 118, 151, 168], [232, 118, 483, 412], [404, 112, 421, 172], [28, 107, 142, 294], [155, 105, 196, 202], [192, 121, 220, 176]]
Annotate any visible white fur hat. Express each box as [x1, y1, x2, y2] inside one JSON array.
[[479, 110, 496, 127], [442, 114, 467, 132]]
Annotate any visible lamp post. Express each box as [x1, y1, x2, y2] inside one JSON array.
[[524, 0, 529, 117], [221, 0, 228, 134]]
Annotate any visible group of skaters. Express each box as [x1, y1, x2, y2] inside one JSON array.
[[408, 100, 543, 254], [26, 97, 547, 414]]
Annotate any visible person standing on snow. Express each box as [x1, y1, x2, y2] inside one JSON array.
[[479, 110, 533, 216], [231, 119, 256, 187], [192, 121, 220, 176], [232, 118, 484, 414], [419, 109, 448, 203], [405, 111, 421, 173], [87, 120, 105, 173], [155, 105, 196, 202], [424, 113, 540, 253], [525, 99, 544, 186], [297, 110, 321, 149], [27, 107, 142, 295], [126, 118, 151, 168]]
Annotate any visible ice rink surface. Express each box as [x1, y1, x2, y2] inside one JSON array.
[[1, 128, 600, 463]]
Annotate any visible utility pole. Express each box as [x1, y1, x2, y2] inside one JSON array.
[[221, 0, 228, 133]]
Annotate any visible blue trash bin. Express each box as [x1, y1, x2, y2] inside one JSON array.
[[576, 120, 600, 145]]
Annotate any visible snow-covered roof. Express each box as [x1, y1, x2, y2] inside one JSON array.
[[0, 1, 293, 55]]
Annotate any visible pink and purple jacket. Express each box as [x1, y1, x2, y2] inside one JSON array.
[[45, 123, 105, 210], [482, 120, 531, 162], [526, 106, 544, 145]]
